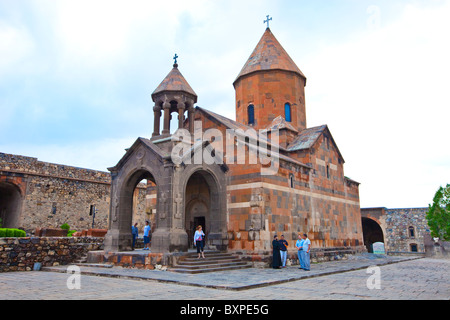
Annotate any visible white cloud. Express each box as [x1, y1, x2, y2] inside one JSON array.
[[1, 1, 448, 209], [303, 2, 450, 207], [0, 137, 136, 172], [0, 21, 35, 77]]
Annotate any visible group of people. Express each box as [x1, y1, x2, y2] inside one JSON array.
[[131, 220, 152, 251], [272, 233, 311, 271], [131, 222, 310, 271], [130, 222, 206, 259]]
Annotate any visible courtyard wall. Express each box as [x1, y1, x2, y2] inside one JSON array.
[[0, 237, 104, 273]]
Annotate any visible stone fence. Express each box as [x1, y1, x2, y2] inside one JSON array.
[[0, 237, 104, 273]]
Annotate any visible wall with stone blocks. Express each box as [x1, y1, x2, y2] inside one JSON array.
[[384, 208, 430, 253], [0, 237, 104, 273], [0, 152, 148, 234]]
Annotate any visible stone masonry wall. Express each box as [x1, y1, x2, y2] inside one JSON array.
[[385, 208, 430, 253], [0, 152, 148, 234], [0, 237, 104, 273]]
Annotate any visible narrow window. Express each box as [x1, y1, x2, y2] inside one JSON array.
[[408, 226, 415, 238], [326, 165, 330, 179], [285, 103, 292, 122], [289, 174, 295, 188], [248, 105, 255, 125]]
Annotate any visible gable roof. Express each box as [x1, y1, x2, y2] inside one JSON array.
[[287, 125, 345, 162], [234, 28, 306, 85], [108, 137, 170, 172], [196, 107, 312, 169], [262, 115, 299, 133]]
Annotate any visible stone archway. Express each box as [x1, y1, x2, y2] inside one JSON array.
[[105, 166, 159, 252], [182, 168, 228, 251], [185, 172, 211, 248], [362, 217, 384, 253], [0, 182, 23, 228], [185, 199, 208, 249]]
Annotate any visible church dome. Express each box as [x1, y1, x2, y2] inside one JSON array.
[[234, 28, 306, 86], [152, 64, 197, 103]]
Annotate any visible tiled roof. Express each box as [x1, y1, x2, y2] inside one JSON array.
[[287, 125, 345, 162], [152, 64, 197, 100], [287, 125, 327, 152], [262, 116, 299, 133], [196, 107, 312, 169], [234, 28, 306, 84]]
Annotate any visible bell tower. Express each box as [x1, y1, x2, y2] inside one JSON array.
[[151, 56, 197, 139], [233, 27, 307, 132]]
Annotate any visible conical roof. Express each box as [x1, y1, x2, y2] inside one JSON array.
[[152, 64, 197, 101], [234, 28, 306, 85]]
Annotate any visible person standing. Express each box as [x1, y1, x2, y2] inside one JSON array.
[[131, 223, 139, 250], [194, 225, 206, 259], [272, 235, 282, 269], [301, 233, 311, 271], [279, 235, 289, 268], [296, 233, 304, 269], [143, 220, 151, 251]]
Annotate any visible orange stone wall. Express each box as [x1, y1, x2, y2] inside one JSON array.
[[234, 70, 307, 132], [196, 109, 364, 257]]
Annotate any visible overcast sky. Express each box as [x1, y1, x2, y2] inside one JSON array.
[[1, 0, 449, 209]]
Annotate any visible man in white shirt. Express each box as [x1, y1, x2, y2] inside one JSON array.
[[301, 233, 311, 271]]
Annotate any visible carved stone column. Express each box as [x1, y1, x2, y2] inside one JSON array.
[[177, 103, 186, 130], [152, 105, 161, 138], [162, 102, 171, 135], [188, 106, 195, 134]]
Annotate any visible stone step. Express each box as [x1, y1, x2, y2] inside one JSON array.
[[182, 251, 225, 257], [169, 264, 252, 274], [172, 261, 249, 270], [42, 263, 114, 271], [181, 255, 239, 263], [179, 258, 243, 266], [73, 263, 114, 268], [170, 251, 252, 274]]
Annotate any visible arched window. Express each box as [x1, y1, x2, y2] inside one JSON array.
[[248, 105, 255, 125], [285, 103, 292, 122], [289, 174, 295, 188]]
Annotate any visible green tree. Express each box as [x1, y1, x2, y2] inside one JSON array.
[[426, 184, 450, 241]]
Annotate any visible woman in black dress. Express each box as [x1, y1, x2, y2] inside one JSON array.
[[272, 235, 282, 269]]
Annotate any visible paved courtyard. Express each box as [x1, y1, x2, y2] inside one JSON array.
[[0, 256, 448, 300]]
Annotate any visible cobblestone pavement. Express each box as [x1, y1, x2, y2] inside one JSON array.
[[0, 257, 448, 300]]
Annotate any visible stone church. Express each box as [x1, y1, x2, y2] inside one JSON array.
[[104, 27, 365, 259]]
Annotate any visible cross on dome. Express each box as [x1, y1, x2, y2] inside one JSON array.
[[264, 15, 272, 29]]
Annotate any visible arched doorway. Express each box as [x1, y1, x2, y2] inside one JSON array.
[[362, 217, 384, 253], [184, 169, 226, 251], [0, 182, 22, 228], [107, 169, 158, 252]]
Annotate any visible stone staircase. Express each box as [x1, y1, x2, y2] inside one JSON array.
[[170, 251, 252, 274], [73, 253, 88, 265]]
